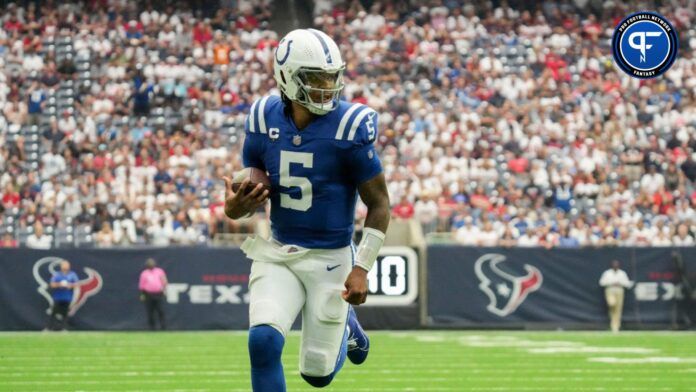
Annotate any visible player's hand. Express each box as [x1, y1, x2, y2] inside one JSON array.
[[222, 176, 269, 219], [342, 267, 368, 305]]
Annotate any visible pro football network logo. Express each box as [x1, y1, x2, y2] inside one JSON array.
[[474, 254, 542, 317], [33, 257, 103, 316], [612, 11, 678, 78]]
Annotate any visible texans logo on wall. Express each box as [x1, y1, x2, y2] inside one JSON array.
[[33, 257, 103, 316], [474, 254, 543, 317]]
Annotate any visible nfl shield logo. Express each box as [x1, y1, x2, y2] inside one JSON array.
[[293, 135, 302, 146]]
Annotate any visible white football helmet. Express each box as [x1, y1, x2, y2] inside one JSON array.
[[273, 29, 345, 115]]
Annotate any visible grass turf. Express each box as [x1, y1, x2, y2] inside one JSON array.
[[1, 331, 695, 391]]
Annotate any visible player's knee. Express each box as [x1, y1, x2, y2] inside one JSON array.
[[248, 325, 284, 368], [301, 373, 334, 388]]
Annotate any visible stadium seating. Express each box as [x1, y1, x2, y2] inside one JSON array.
[[0, 0, 694, 249]]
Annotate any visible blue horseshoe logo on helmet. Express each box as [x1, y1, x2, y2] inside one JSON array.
[[275, 40, 293, 65]]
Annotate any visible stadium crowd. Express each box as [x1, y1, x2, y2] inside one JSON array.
[[0, 0, 695, 248]]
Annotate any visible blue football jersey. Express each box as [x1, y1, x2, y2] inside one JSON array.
[[242, 95, 382, 249]]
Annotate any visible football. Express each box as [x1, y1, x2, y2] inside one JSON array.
[[231, 167, 272, 195]]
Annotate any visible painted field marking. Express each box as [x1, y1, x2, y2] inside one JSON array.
[[588, 357, 696, 364]]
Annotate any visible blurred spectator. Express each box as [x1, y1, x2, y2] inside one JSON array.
[[673, 224, 695, 247], [641, 166, 665, 195], [0, 232, 18, 248], [131, 69, 153, 116], [26, 222, 52, 249], [0, 0, 693, 248], [113, 209, 137, 246], [26, 81, 45, 126], [498, 226, 517, 247], [392, 196, 414, 220], [146, 217, 173, 246], [414, 196, 438, 234], [557, 227, 580, 248], [476, 221, 499, 247], [95, 222, 115, 248], [1, 183, 20, 209], [517, 228, 539, 247], [454, 217, 479, 246]]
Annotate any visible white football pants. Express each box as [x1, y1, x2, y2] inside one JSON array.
[[245, 237, 352, 377]]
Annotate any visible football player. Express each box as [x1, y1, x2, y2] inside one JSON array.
[[223, 28, 390, 391]]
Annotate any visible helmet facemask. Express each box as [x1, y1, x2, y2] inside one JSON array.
[[293, 67, 345, 115]]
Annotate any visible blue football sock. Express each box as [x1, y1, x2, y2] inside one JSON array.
[[249, 325, 286, 392]]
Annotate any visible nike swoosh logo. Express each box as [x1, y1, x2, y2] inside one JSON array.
[[326, 264, 341, 271]]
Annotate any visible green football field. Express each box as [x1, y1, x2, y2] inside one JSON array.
[[1, 331, 695, 391]]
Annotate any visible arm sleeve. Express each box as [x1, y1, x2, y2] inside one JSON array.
[[348, 111, 382, 185], [242, 133, 265, 170], [242, 100, 266, 170], [138, 271, 146, 291], [598, 271, 609, 287]]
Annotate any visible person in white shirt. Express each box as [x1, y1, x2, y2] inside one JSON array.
[[172, 220, 199, 245], [516, 228, 539, 247], [640, 165, 665, 195], [113, 216, 137, 245], [598, 260, 633, 333], [477, 221, 500, 247], [146, 218, 173, 246], [454, 217, 480, 246], [26, 222, 53, 249], [414, 195, 438, 235], [672, 224, 695, 247]]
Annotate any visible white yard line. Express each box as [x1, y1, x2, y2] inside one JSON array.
[[588, 357, 696, 364]]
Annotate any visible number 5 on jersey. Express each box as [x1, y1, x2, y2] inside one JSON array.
[[280, 150, 313, 211]]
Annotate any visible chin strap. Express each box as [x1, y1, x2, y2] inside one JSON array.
[[354, 227, 386, 272]]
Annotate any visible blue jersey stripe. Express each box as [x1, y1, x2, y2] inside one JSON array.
[[308, 29, 333, 65]]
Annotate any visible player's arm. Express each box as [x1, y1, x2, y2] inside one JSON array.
[[342, 173, 390, 305], [49, 275, 64, 289], [223, 99, 270, 220], [342, 108, 390, 305], [359, 173, 390, 234]]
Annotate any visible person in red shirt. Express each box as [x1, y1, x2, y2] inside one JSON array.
[[652, 186, 675, 215], [236, 8, 259, 30], [508, 153, 529, 174], [392, 196, 414, 219], [3, 14, 23, 33], [1, 183, 20, 209], [544, 53, 568, 82], [470, 185, 492, 211], [193, 21, 212, 44], [0, 233, 18, 248]]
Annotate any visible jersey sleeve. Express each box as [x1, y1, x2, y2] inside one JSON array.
[[346, 108, 382, 185], [242, 98, 267, 170]]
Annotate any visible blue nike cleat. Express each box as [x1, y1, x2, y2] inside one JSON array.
[[346, 306, 369, 364]]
